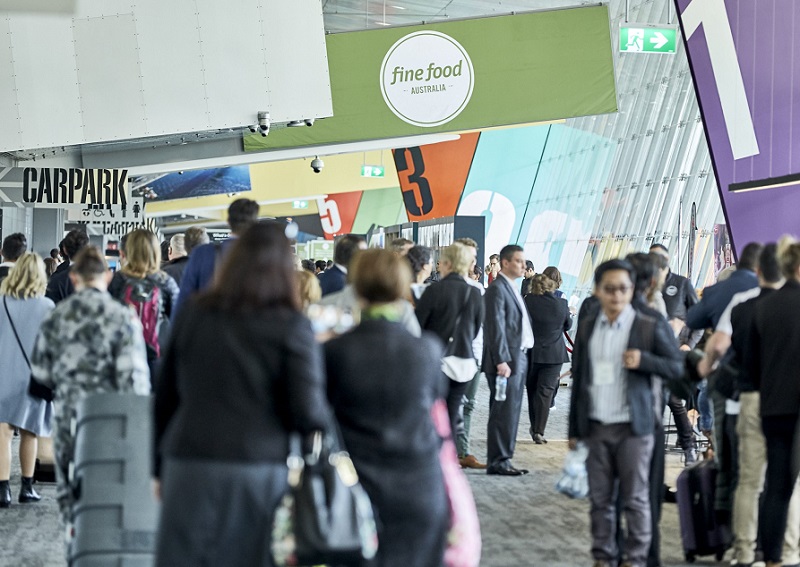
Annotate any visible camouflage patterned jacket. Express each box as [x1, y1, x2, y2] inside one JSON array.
[[31, 287, 150, 517]]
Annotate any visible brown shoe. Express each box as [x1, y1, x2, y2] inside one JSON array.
[[459, 455, 487, 469]]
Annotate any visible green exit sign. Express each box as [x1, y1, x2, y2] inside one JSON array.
[[361, 165, 385, 178], [620, 25, 677, 54], [292, 200, 308, 209]]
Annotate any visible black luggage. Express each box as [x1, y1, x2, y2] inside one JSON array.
[[675, 460, 730, 562]]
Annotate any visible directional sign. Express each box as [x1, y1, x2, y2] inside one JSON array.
[[619, 25, 677, 54], [361, 165, 385, 178], [66, 197, 145, 222]]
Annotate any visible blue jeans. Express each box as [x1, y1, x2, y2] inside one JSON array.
[[697, 380, 713, 432]]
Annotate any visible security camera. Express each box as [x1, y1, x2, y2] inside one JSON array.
[[310, 157, 324, 174], [257, 111, 270, 137], [304, 118, 315, 127], [248, 125, 257, 133]]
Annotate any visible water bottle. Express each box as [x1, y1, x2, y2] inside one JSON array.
[[495, 376, 508, 401]]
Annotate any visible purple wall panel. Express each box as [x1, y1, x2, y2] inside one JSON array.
[[676, 0, 800, 254]]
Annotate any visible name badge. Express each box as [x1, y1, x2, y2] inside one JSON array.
[[594, 360, 616, 386]]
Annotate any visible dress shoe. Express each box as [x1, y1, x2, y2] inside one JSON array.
[[459, 455, 487, 470], [19, 477, 41, 503], [532, 433, 548, 444], [684, 448, 698, 466], [486, 466, 529, 476], [0, 480, 10, 508]]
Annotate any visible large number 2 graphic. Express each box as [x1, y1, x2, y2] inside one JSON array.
[[395, 147, 433, 217]]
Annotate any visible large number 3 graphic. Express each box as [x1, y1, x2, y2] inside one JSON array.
[[395, 147, 433, 217]]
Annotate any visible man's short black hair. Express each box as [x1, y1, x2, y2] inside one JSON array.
[[301, 259, 315, 272], [314, 260, 327, 271], [594, 259, 635, 286], [525, 260, 535, 271], [1, 233, 27, 262], [333, 234, 366, 268], [738, 242, 763, 272], [227, 198, 259, 234], [63, 229, 89, 260], [649, 243, 669, 255], [499, 245, 524, 263], [759, 243, 782, 283]]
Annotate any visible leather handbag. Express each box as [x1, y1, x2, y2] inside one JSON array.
[[431, 399, 482, 567], [3, 297, 54, 402], [271, 430, 377, 566]]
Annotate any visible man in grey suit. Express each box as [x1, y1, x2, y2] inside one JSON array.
[[483, 244, 534, 475]]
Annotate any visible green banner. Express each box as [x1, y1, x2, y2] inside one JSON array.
[[245, 6, 617, 152]]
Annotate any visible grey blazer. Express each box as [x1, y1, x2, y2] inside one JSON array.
[[482, 275, 530, 375]]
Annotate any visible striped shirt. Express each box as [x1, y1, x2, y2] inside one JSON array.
[[589, 305, 635, 424]]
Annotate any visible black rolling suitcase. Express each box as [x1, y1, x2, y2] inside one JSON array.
[[675, 460, 730, 562]]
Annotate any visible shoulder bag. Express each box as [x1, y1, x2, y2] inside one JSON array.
[[441, 284, 478, 383], [3, 297, 54, 402], [271, 430, 378, 566]]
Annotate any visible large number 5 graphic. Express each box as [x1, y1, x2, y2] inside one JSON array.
[[395, 147, 433, 216], [317, 197, 342, 235]]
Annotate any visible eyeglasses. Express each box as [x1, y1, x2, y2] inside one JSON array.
[[601, 285, 632, 295]]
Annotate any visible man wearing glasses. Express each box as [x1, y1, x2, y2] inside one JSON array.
[[569, 259, 682, 567]]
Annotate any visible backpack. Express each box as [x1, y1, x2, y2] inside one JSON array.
[[121, 275, 164, 359]]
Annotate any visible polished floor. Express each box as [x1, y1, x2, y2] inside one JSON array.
[[1, 377, 717, 567]]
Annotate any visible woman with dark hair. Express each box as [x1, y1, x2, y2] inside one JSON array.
[[524, 267, 572, 444], [153, 222, 331, 567], [324, 248, 448, 567], [406, 244, 433, 302]]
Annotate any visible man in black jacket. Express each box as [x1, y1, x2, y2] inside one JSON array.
[[482, 244, 534, 476], [569, 259, 683, 567], [45, 229, 89, 304]]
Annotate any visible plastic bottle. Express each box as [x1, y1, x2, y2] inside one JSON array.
[[495, 376, 508, 401]]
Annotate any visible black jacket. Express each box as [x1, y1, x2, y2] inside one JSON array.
[[569, 308, 683, 439], [731, 288, 774, 393], [163, 256, 189, 286], [415, 273, 483, 359], [482, 275, 532, 375], [324, 319, 444, 465], [752, 280, 800, 417], [524, 292, 572, 365], [154, 305, 330, 476], [318, 265, 347, 297], [45, 260, 74, 304]]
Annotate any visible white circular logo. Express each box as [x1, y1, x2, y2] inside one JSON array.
[[380, 31, 474, 128], [665, 285, 678, 297]]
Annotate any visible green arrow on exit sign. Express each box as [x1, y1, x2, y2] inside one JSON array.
[[361, 165, 385, 178], [620, 25, 677, 54]]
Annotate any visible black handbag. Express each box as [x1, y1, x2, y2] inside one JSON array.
[[272, 431, 377, 566], [3, 297, 54, 402]]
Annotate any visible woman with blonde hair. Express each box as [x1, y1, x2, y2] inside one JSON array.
[[416, 243, 484, 443], [108, 229, 180, 387], [296, 268, 321, 310], [0, 253, 55, 507]]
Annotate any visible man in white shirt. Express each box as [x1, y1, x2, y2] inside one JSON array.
[[482, 244, 534, 475]]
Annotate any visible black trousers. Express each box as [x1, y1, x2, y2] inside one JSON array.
[[526, 362, 562, 437], [761, 414, 800, 563], [486, 354, 528, 470], [445, 377, 469, 445], [667, 393, 696, 450]]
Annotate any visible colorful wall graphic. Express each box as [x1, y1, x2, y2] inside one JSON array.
[[675, 0, 800, 253], [316, 186, 408, 240], [130, 167, 251, 202]]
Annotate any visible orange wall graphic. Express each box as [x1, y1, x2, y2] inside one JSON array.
[[317, 191, 364, 240], [393, 132, 479, 221]]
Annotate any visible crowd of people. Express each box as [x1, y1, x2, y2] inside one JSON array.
[[0, 196, 798, 567]]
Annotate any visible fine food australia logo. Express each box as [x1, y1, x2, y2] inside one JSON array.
[[380, 31, 474, 128]]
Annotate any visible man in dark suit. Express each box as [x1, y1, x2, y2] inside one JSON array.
[[317, 234, 366, 297], [569, 259, 683, 567], [46, 229, 89, 304], [482, 244, 534, 476], [0, 233, 27, 281], [174, 198, 259, 317]]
